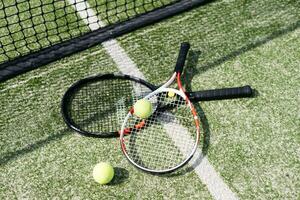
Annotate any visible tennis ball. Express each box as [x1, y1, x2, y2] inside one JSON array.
[[92, 162, 114, 185], [168, 91, 175, 97], [133, 99, 153, 119]]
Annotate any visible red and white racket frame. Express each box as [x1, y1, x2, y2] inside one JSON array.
[[120, 65, 201, 173]]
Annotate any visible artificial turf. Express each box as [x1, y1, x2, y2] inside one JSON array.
[[0, 0, 299, 199]]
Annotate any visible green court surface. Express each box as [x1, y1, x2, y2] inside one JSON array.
[[0, 0, 299, 199]]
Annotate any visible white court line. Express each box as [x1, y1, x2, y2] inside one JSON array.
[[163, 116, 238, 200], [69, 1, 239, 199], [69, 0, 145, 77]]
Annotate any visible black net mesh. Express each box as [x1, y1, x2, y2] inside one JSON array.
[[0, 0, 178, 66]]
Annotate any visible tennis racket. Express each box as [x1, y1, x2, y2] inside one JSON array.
[[120, 42, 241, 173], [61, 73, 252, 138], [61, 46, 253, 139]]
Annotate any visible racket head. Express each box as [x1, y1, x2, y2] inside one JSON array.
[[120, 88, 200, 173], [61, 73, 154, 137]]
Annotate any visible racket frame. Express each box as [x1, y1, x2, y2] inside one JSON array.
[[120, 86, 200, 173], [61, 73, 155, 137], [62, 72, 252, 138], [119, 42, 200, 173]]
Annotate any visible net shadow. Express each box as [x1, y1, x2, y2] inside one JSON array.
[[0, 127, 71, 166], [199, 21, 300, 75]]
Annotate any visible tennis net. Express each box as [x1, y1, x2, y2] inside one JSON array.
[[0, 0, 208, 82]]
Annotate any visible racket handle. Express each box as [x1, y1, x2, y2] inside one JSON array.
[[175, 42, 190, 74], [188, 85, 253, 101]]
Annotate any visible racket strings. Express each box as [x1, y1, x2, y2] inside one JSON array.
[[123, 92, 198, 171], [67, 79, 151, 135]]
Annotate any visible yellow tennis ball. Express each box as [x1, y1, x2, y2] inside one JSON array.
[[133, 99, 153, 119], [168, 91, 175, 97], [92, 162, 114, 185]]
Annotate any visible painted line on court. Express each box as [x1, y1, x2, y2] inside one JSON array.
[[69, 0, 239, 199]]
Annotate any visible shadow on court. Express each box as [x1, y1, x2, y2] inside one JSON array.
[[1, 20, 298, 169], [0, 127, 72, 166], [198, 20, 300, 75], [109, 167, 129, 185]]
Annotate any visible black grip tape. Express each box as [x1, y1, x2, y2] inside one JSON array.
[[174, 42, 190, 74], [189, 85, 253, 101]]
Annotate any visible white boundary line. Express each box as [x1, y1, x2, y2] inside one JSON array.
[[69, 0, 145, 78], [69, 1, 239, 199]]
